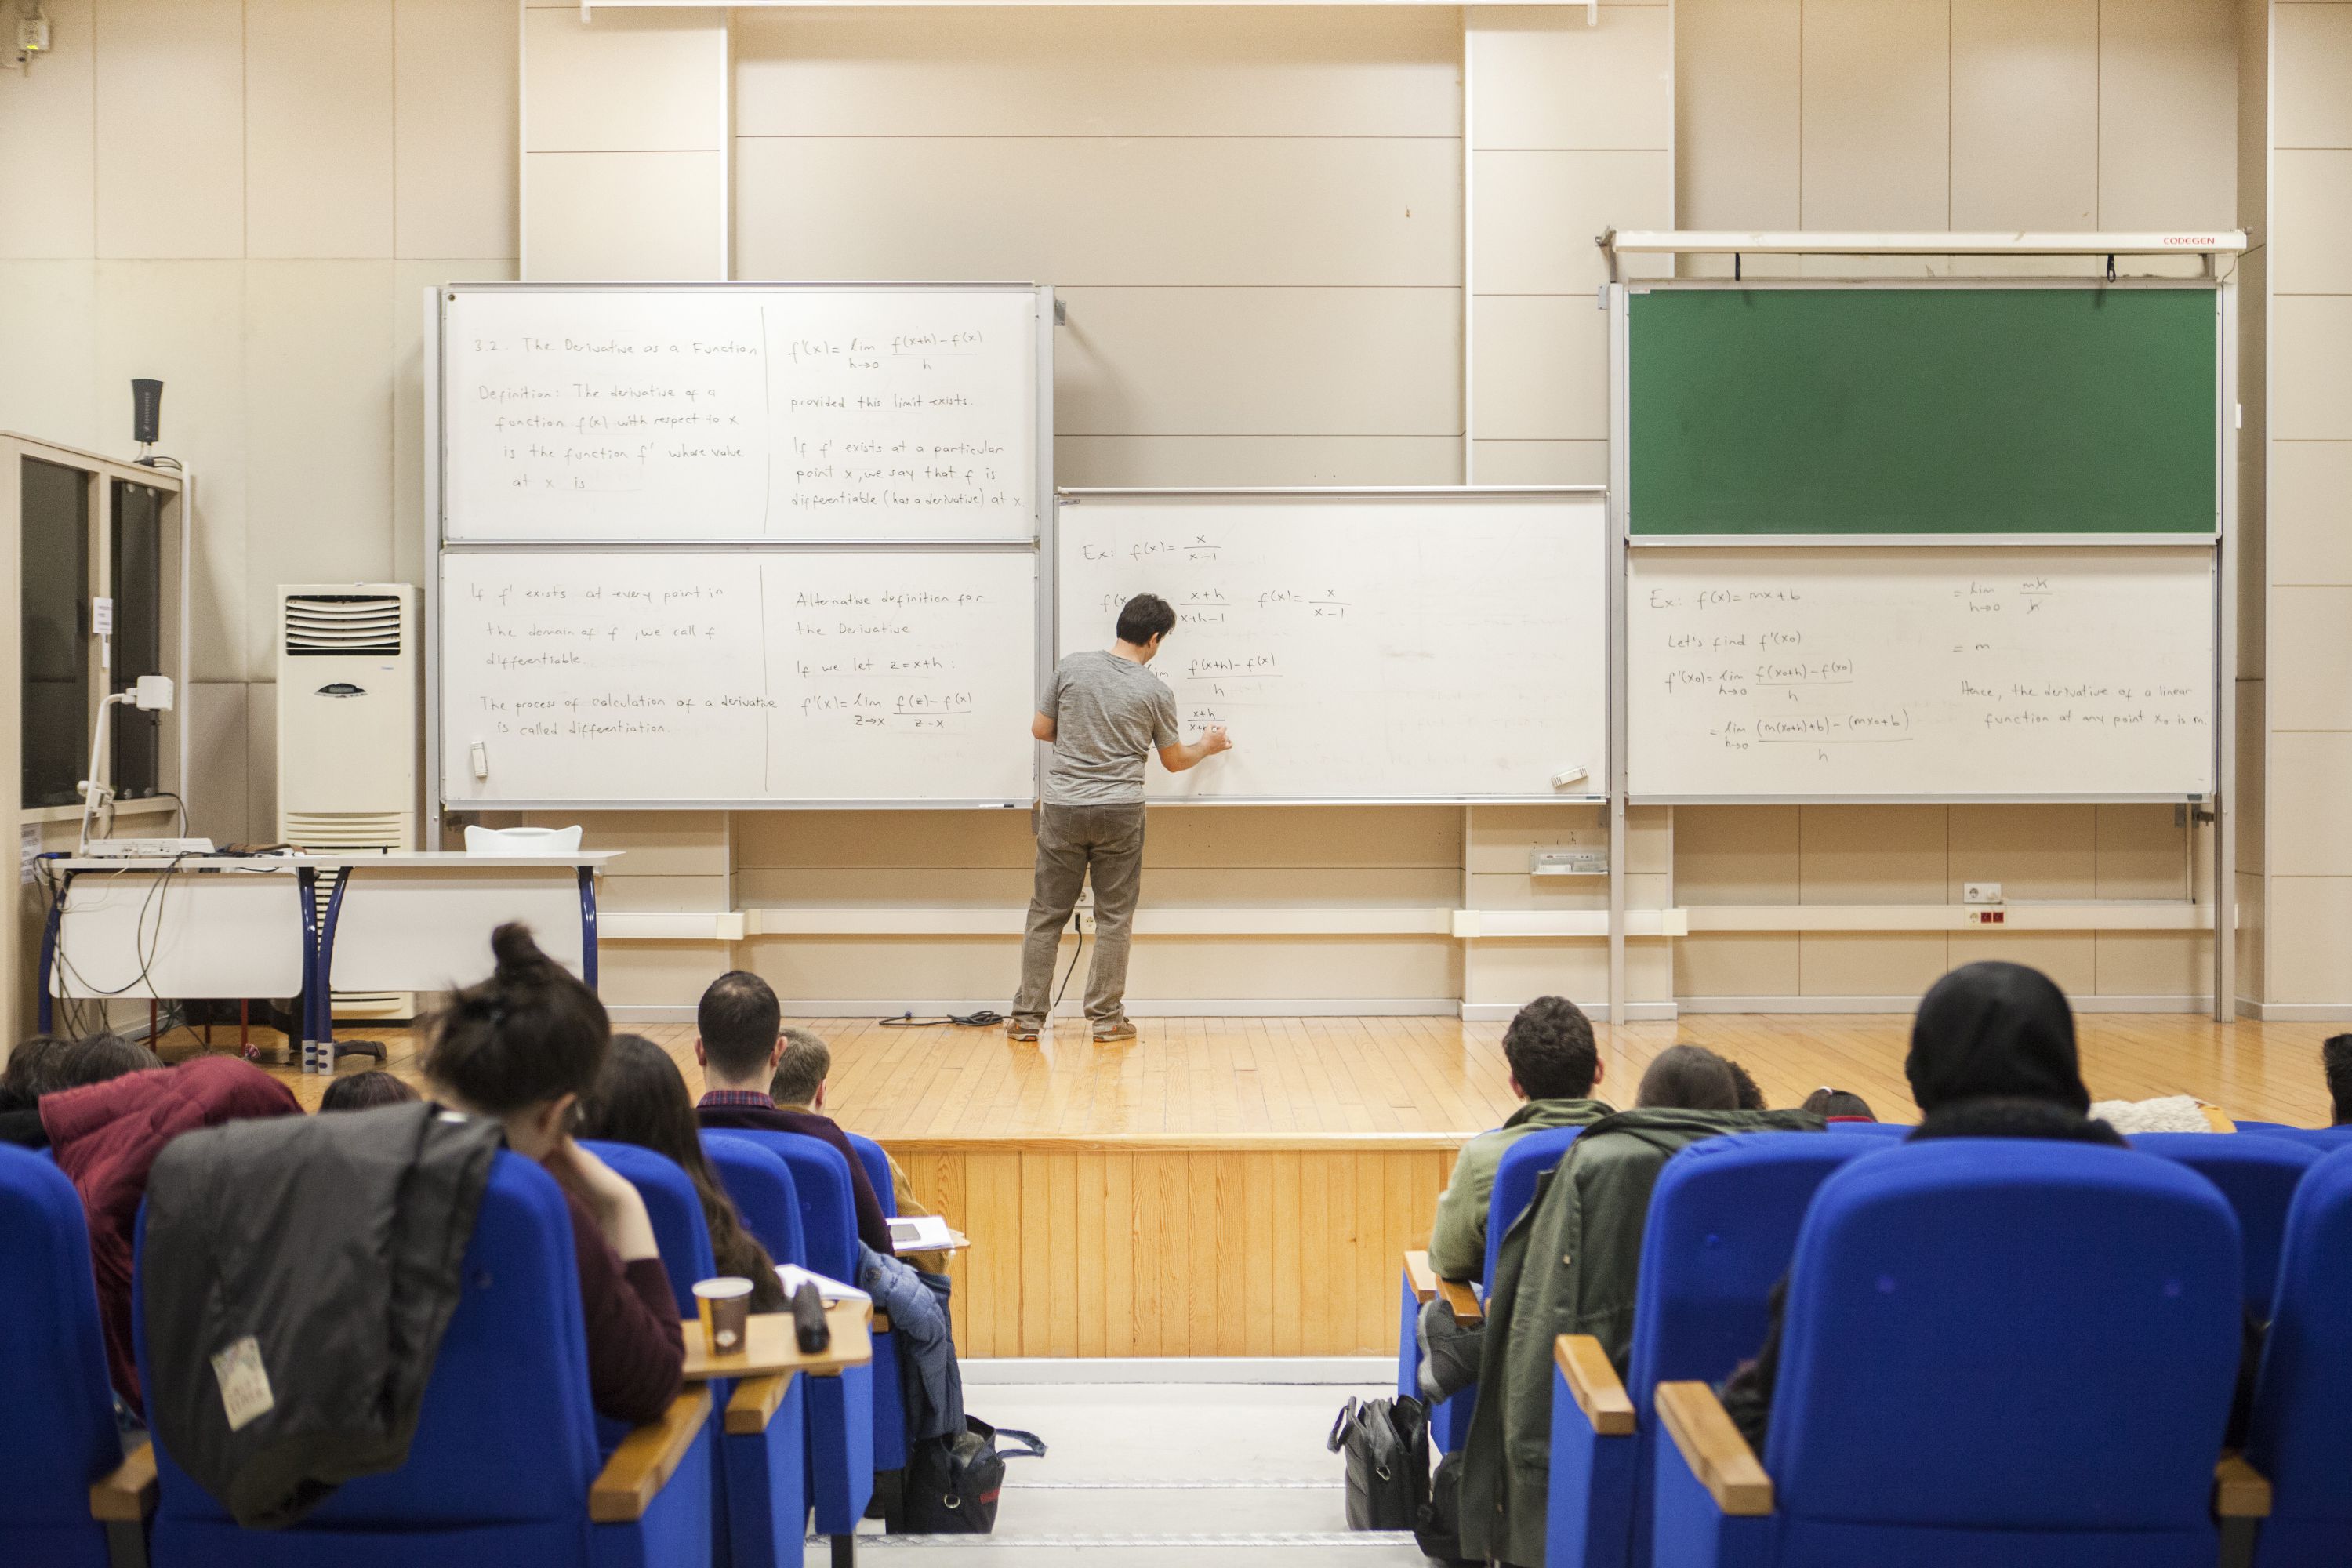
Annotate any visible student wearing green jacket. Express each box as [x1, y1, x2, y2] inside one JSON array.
[[1427, 996, 1617, 1282]]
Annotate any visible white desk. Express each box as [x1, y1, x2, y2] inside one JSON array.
[[38, 851, 619, 1070]]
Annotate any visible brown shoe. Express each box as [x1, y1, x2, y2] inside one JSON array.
[[1007, 1020, 1040, 1043], [1091, 1020, 1138, 1044]]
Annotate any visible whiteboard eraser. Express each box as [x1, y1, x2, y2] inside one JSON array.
[[1550, 766, 1589, 790], [470, 741, 489, 780]]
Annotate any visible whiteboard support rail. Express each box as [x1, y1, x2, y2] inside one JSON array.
[[1626, 534, 2220, 550], [1602, 229, 2249, 261]]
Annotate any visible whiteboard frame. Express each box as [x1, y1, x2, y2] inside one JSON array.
[[1053, 486, 1612, 806], [433, 279, 1051, 547], [428, 281, 1055, 815]]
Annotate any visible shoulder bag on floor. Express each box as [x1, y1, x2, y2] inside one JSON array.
[[1327, 1395, 1429, 1531], [897, 1415, 1048, 1534]]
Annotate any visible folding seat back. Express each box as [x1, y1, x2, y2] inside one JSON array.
[[2246, 1145, 2352, 1567], [1548, 1131, 1864, 1568], [846, 1133, 895, 1218], [138, 1150, 710, 1568], [1754, 1141, 2240, 1568], [2129, 1132, 2318, 1317], [0, 1144, 123, 1568]]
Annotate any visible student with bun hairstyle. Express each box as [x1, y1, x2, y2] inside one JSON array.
[[423, 923, 684, 1428], [578, 1033, 786, 1313]]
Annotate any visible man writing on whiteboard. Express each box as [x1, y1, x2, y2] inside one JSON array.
[[1009, 593, 1231, 1043]]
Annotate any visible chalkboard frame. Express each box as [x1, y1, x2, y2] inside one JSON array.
[[425, 281, 1056, 814], [1606, 276, 2230, 809]]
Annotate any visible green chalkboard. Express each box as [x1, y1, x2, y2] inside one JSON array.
[[1626, 287, 2218, 536]]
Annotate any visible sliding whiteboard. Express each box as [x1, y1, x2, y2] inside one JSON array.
[[1625, 546, 2216, 800], [439, 549, 1038, 808], [1054, 490, 1609, 802], [439, 284, 1047, 543]]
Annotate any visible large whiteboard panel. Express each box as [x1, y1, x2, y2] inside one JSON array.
[[442, 285, 1041, 543], [1055, 492, 1609, 801], [1627, 547, 2216, 800], [440, 549, 1037, 806]]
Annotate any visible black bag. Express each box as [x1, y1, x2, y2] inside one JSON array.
[[896, 1415, 1047, 1534], [1414, 1449, 1477, 1565], [1327, 1396, 1428, 1531]]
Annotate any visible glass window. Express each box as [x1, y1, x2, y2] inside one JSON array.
[[110, 480, 163, 800], [22, 457, 89, 809]]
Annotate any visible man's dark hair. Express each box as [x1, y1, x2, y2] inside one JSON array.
[[2325, 1035, 2352, 1127], [1801, 1087, 1875, 1120], [1116, 593, 1176, 647], [770, 1028, 832, 1107], [1635, 1044, 1740, 1112], [318, 1069, 420, 1113], [1724, 1058, 1766, 1111], [55, 1032, 162, 1090], [698, 970, 782, 1081], [1501, 996, 1598, 1100]]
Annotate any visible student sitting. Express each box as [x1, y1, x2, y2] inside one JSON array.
[[42, 1051, 301, 1412], [1428, 996, 1613, 1283], [771, 1027, 946, 1276], [692, 971, 895, 1258], [0, 1031, 164, 1146], [1719, 961, 2126, 1454], [1457, 1042, 1824, 1567], [1800, 1086, 1877, 1122], [579, 1033, 786, 1312], [423, 924, 684, 1427], [317, 1069, 419, 1113], [2324, 1034, 2352, 1127]]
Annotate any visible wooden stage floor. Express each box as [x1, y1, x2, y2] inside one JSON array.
[[215, 1014, 2342, 1359]]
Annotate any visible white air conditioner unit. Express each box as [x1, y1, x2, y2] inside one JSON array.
[[278, 585, 419, 1022]]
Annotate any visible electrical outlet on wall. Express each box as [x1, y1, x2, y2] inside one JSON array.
[[1963, 882, 2003, 906]]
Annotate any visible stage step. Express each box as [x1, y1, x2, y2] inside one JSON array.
[[811, 1373, 1428, 1564]]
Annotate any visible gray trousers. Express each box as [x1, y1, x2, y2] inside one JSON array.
[[1011, 802, 1146, 1028]]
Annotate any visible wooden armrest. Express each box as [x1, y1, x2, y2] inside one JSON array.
[[1555, 1335, 1635, 1436], [1655, 1381, 1773, 1517], [1403, 1250, 1438, 1303], [590, 1387, 712, 1523], [1436, 1276, 1484, 1326], [2199, 1103, 2238, 1133], [725, 1372, 797, 1436], [2215, 1454, 2271, 1519], [90, 1441, 158, 1522], [873, 1310, 891, 1333]]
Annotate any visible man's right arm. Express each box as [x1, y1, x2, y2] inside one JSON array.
[[1157, 727, 1232, 772]]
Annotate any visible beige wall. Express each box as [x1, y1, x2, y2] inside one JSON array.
[[10, 0, 2337, 1017], [1668, 0, 2237, 1008], [0, 0, 518, 848], [2260, 0, 2352, 1013]]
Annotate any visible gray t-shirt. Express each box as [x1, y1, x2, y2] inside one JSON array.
[[1039, 650, 1180, 805]]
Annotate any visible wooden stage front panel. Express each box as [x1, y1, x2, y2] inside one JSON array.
[[229, 1013, 2343, 1359]]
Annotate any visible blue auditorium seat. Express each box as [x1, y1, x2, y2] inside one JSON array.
[[589, 1140, 807, 1568], [1650, 1140, 2245, 1568], [845, 1133, 895, 1218], [2245, 1145, 2352, 1566], [1548, 1131, 1864, 1568], [0, 1143, 134, 1568], [1400, 1125, 1584, 1451], [2129, 1131, 2318, 1317], [704, 1132, 881, 1543], [136, 1149, 712, 1568]]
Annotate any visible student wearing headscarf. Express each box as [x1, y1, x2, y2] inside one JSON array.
[[1718, 963, 2127, 1452]]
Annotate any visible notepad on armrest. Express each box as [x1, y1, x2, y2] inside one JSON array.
[[885, 1214, 969, 1254], [775, 1264, 870, 1305]]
